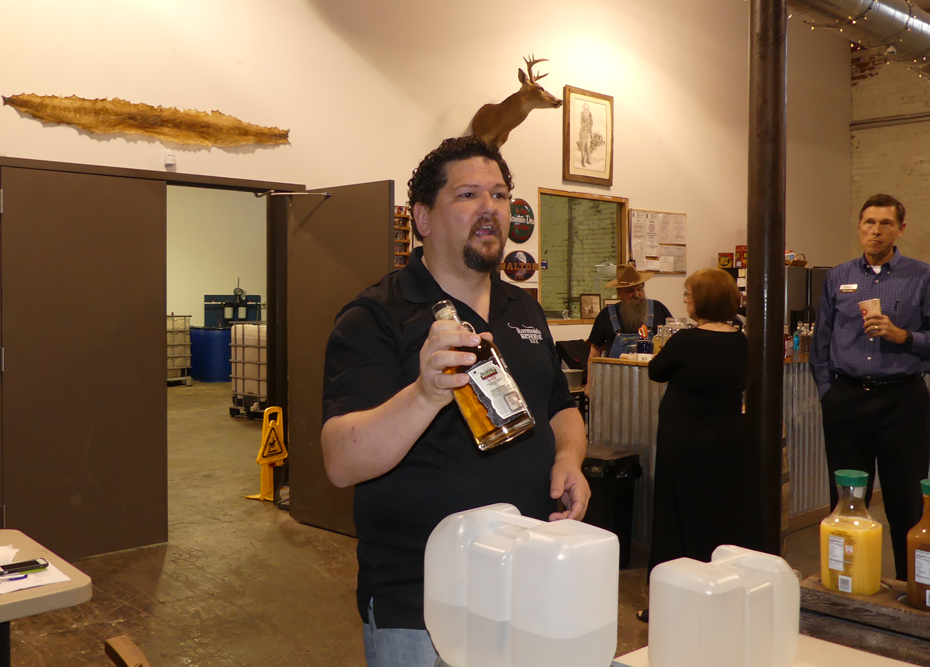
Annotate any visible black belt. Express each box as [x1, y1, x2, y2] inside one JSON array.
[[835, 373, 921, 391]]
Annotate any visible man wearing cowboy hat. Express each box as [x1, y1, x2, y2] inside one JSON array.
[[587, 263, 673, 364]]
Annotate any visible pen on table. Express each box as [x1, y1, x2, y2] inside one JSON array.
[[0, 574, 27, 582]]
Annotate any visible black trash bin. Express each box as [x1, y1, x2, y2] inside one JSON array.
[[582, 445, 642, 568]]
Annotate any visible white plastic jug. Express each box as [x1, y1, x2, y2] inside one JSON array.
[[648, 545, 800, 667], [424, 503, 619, 667]]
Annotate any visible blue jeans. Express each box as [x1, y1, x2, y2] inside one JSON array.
[[362, 599, 439, 667]]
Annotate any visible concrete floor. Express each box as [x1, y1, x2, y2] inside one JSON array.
[[11, 382, 896, 665]]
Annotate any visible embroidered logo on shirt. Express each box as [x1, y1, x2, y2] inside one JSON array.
[[839, 284, 858, 293], [509, 323, 543, 344]]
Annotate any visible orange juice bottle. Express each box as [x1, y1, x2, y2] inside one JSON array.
[[906, 479, 930, 610], [820, 469, 882, 595]]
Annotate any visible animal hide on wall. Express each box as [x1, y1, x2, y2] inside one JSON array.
[[2, 94, 290, 147]]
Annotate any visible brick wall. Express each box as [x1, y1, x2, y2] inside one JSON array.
[[539, 195, 618, 318], [540, 195, 569, 316], [569, 198, 617, 318], [852, 47, 930, 260]]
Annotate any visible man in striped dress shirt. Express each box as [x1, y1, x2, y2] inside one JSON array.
[[810, 193, 930, 581]]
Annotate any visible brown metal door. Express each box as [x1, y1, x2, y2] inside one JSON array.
[[0, 167, 167, 559], [287, 181, 393, 536]]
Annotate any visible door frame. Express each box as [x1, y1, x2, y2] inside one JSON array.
[[0, 156, 304, 521]]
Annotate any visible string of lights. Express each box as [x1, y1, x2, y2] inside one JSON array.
[[783, 0, 930, 78]]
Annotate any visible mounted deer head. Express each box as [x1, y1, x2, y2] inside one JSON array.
[[471, 55, 562, 148]]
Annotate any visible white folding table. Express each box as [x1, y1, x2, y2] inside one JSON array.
[[0, 529, 92, 666]]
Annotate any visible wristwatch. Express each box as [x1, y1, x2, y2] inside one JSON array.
[[904, 330, 914, 346]]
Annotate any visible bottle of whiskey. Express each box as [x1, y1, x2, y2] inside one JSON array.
[[431, 300, 535, 451]]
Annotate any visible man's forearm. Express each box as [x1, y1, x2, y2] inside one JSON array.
[[321, 383, 445, 488], [548, 407, 590, 521], [551, 407, 587, 466]]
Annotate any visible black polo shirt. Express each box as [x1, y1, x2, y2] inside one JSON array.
[[323, 247, 576, 629]]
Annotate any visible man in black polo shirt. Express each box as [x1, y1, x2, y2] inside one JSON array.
[[810, 193, 930, 581], [321, 137, 590, 667]]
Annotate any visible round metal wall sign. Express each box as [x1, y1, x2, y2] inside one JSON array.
[[509, 198, 535, 243], [501, 250, 538, 282]]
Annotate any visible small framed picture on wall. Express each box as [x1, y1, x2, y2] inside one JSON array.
[[562, 85, 614, 186], [580, 293, 602, 320]]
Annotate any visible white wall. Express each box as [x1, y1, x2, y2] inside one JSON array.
[[0, 0, 851, 319], [166, 186, 266, 327]]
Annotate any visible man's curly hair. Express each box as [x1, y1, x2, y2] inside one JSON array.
[[407, 136, 514, 240]]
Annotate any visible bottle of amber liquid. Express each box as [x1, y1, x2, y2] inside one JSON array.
[[906, 479, 930, 610], [432, 300, 535, 451]]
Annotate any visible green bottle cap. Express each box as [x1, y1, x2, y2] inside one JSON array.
[[834, 469, 869, 487], [922, 479, 930, 496]]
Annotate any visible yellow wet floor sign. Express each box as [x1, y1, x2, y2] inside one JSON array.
[[247, 407, 288, 501]]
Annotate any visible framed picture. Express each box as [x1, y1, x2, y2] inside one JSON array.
[[604, 298, 620, 307], [562, 86, 614, 186], [580, 293, 602, 320]]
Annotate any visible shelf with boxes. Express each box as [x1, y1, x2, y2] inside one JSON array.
[[167, 315, 192, 386], [394, 205, 412, 268]]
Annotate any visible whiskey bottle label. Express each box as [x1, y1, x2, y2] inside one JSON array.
[[467, 359, 523, 426]]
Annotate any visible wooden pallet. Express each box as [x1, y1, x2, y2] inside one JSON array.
[[167, 376, 192, 387]]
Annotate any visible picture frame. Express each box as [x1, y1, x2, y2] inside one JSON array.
[[580, 293, 602, 320], [562, 85, 614, 186], [604, 298, 620, 307]]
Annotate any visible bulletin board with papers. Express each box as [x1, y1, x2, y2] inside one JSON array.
[[629, 209, 686, 274]]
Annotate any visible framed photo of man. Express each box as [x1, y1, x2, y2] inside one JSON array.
[[580, 293, 602, 320], [562, 86, 614, 186]]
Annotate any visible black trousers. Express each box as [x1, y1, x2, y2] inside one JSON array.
[[820, 375, 930, 580]]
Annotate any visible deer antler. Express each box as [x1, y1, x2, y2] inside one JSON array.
[[523, 54, 549, 82]]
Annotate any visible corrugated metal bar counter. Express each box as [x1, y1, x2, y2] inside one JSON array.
[[587, 357, 899, 543], [588, 358, 664, 543]]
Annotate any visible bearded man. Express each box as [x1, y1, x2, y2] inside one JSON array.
[[320, 136, 590, 667], [587, 263, 673, 363]]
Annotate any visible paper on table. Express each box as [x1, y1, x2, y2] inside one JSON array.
[[0, 545, 21, 564], [0, 563, 71, 595]]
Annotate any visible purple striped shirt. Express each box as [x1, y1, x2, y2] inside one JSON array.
[[809, 248, 930, 397]]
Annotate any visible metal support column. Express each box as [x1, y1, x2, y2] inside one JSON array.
[[747, 0, 788, 555]]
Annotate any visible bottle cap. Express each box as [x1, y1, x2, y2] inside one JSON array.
[[922, 479, 930, 496], [432, 300, 458, 321], [835, 469, 869, 487]]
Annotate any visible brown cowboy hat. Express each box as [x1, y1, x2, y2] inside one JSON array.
[[605, 262, 654, 288]]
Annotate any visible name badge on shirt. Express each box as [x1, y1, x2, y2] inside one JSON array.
[[839, 284, 858, 293]]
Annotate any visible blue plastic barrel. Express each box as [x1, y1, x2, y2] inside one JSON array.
[[190, 327, 232, 382]]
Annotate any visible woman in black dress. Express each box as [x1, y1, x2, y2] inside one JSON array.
[[639, 268, 761, 621]]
